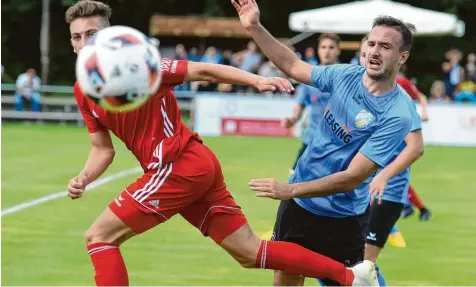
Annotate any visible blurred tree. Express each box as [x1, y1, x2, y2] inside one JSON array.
[[1, 0, 474, 91]]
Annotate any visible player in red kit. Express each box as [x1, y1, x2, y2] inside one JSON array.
[[395, 68, 433, 221], [64, 1, 378, 286]]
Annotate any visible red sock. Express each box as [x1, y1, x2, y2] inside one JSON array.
[[87, 242, 129, 286], [255, 240, 354, 285], [408, 185, 425, 210]]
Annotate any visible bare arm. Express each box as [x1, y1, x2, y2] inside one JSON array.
[[282, 104, 305, 128], [291, 153, 379, 197], [374, 130, 423, 182], [232, 0, 313, 85], [417, 93, 429, 121], [184, 61, 293, 93], [368, 130, 423, 203], [80, 130, 116, 185]]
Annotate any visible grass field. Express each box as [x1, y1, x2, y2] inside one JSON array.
[[2, 123, 476, 286]]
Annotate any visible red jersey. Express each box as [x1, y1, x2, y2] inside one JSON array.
[[396, 76, 419, 100], [74, 58, 201, 171]]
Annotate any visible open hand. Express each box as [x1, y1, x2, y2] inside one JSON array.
[[248, 178, 294, 200], [231, 0, 261, 31], [369, 175, 388, 205], [255, 77, 294, 93]]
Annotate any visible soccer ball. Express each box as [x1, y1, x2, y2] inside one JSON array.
[[75, 25, 161, 112]]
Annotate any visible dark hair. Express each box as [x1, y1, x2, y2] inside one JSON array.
[[372, 15, 416, 51], [361, 34, 369, 42], [318, 33, 341, 46], [65, 0, 112, 26]]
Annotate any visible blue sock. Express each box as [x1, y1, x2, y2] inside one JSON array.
[[317, 279, 325, 286], [375, 265, 388, 286], [389, 224, 399, 235]]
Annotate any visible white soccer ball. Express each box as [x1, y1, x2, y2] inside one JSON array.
[[75, 25, 161, 112]]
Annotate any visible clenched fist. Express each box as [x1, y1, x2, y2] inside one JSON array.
[[68, 174, 88, 199]]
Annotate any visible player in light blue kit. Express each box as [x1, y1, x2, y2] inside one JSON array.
[[233, 0, 419, 285], [281, 33, 339, 174], [359, 37, 424, 285]]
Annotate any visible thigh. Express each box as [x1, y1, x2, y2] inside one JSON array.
[[366, 200, 404, 248], [180, 144, 247, 244], [87, 206, 136, 246], [110, 142, 217, 234], [273, 199, 366, 286]]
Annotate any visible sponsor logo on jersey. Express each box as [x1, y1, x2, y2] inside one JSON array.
[[354, 109, 374, 129], [324, 108, 352, 144]]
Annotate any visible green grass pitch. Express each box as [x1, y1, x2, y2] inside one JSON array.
[[2, 123, 476, 285]]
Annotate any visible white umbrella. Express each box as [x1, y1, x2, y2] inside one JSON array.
[[288, 0, 465, 37]]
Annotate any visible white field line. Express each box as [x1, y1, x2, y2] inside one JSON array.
[[1, 167, 142, 216]]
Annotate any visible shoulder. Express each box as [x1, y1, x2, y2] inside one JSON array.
[[385, 91, 414, 122]]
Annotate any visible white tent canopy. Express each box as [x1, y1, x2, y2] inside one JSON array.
[[288, 0, 465, 37]]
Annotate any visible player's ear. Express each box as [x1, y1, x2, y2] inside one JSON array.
[[399, 51, 409, 65]]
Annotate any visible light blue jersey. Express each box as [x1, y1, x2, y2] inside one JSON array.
[[357, 94, 422, 203], [296, 84, 330, 145], [292, 64, 413, 218]]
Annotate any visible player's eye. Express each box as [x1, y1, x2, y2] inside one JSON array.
[[87, 31, 97, 39], [72, 35, 81, 41]]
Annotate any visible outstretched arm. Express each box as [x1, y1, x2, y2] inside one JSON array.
[[184, 61, 294, 93], [232, 0, 313, 85]]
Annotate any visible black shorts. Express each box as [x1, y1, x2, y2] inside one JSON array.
[[365, 200, 403, 248], [292, 143, 308, 170], [273, 199, 369, 285]]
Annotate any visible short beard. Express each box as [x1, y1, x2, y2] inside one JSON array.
[[367, 69, 390, 81]]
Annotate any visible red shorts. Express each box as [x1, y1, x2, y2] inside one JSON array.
[[109, 141, 247, 244]]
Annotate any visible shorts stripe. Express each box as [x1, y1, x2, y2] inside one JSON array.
[[136, 163, 173, 203], [132, 163, 170, 201]]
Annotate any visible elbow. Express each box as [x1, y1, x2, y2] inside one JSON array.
[[416, 145, 424, 159], [107, 149, 116, 163]]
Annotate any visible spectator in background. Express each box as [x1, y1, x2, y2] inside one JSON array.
[[466, 53, 476, 82], [222, 49, 234, 66], [303, 47, 318, 65], [201, 46, 222, 64], [233, 41, 262, 93], [234, 41, 262, 74], [174, 44, 190, 91], [258, 60, 286, 78], [442, 48, 463, 99], [454, 69, 476, 103], [188, 47, 201, 62], [429, 80, 451, 103], [14, 68, 41, 112]]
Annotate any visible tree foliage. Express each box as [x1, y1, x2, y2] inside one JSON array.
[[1, 0, 474, 91]]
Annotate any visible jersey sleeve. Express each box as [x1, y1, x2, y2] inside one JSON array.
[[74, 83, 106, 133], [408, 101, 422, 132], [310, 64, 353, 94], [296, 85, 310, 107], [160, 58, 188, 87], [359, 115, 412, 167]]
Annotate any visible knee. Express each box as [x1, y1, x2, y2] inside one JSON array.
[[84, 227, 104, 246], [84, 226, 123, 246]]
